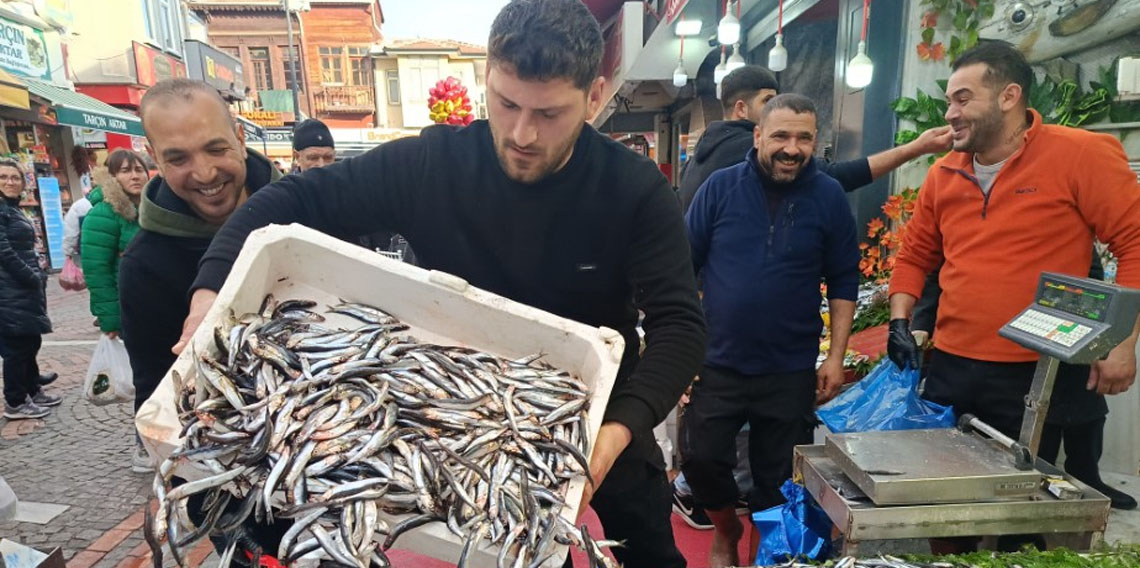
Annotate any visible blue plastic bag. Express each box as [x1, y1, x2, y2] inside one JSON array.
[[816, 359, 955, 433], [752, 480, 832, 565]]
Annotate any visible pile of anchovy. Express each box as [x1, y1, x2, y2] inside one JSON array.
[[146, 295, 619, 568]]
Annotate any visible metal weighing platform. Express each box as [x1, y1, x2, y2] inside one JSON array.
[[798, 272, 1140, 554]]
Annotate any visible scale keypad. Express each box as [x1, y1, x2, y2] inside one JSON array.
[[1009, 310, 1091, 347]]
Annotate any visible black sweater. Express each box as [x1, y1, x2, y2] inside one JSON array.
[[677, 119, 873, 213], [194, 120, 707, 459]]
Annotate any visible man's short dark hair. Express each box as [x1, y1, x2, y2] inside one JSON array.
[[721, 65, 780, 114], [488, 0, 603, 90], [758, 93, 816, 124], [140, 78, 233, 136], [951, 40, 1032, 105]]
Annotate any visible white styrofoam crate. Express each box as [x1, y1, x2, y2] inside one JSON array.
[[136, 224, 625, 567]]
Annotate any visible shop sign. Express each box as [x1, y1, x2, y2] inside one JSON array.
[[133, 41, 186, 87], [184, 40, 245, 99], [55, 107, 145, 136], [0, 16, 50, 81], [663, 0, 690, 24], [244, 127, 292, 144], [240, 110, 285, 127]]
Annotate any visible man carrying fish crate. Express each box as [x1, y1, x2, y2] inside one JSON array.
[[887, 41, 1140, 553], [173, 0, 707, 566]]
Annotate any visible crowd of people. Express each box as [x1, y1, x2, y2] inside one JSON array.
[[2, 0, 1140, 566]]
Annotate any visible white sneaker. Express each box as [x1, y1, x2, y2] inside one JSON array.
[[131, 444, 154, 474]]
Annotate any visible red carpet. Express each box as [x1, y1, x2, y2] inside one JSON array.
[[386, 509, 751, 567]]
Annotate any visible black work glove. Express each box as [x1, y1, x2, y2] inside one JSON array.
[[888, 318, 920, 371]]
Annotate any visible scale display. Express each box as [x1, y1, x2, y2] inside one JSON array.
[[1000, 273, 1140, 363], [1037, 278, 1111, 321]]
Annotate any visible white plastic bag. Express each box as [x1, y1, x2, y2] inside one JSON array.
[[83, 335, 135, 405]]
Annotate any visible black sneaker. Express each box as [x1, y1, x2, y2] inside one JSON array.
[[672, 487, 713, 530], [37, 372, 58, 386]]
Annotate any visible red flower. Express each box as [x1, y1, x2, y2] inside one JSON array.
[[917, 42, 945, 61], [921, 10, 938, 28]]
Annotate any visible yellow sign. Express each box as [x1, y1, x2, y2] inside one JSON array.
[[240, 111, 285, 127]]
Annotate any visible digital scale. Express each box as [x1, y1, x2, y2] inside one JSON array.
[[797, 272, 1140, 554]]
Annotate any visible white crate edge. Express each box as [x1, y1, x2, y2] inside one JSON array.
[[136, 223, 626, 568]]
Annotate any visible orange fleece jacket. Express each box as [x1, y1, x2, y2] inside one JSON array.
[[890, 109, 1140, 362]]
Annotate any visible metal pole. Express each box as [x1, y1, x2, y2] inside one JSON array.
[[285, 2, 302, 121]]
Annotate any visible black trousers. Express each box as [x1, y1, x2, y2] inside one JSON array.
[[680, 364, 816, 513], [922, 350, 1107, 550], [576, 455, 686, 568], [0, 334, 42, 407]]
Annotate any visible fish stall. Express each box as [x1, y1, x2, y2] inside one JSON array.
[[135, 224, 626, 568], [796, 272, 1140, 555]]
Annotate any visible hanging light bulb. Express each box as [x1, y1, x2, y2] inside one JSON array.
[[714, 46, 728, 84], [726, 44, 746, 72], [673, 35, 688, 87], [846, 0, 874, 88], [718, 0, 740, 45], [768, 0, 787, 72], [846, 41, 874, 88], [769, 34, 787, 71], [673, 60, 688, 87]]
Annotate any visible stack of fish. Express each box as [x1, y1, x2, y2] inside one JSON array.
[[146, 295, 618, 568]]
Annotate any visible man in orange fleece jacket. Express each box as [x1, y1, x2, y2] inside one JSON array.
[[887, 42, 1140, 550]]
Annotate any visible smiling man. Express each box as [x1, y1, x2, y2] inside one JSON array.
[[886, 41, 1140, 553], [682, 93, 858, 568], [118, 78, 285, 564], [171, 1, 706, 566]]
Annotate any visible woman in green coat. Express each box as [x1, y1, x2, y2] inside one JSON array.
[[81, 149, 147, 336]]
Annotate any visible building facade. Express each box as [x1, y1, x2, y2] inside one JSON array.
[[190, 0, 383, 128], [372, 39, 486, 130]]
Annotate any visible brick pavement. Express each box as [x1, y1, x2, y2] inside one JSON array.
[[0, 277, 168, 568]]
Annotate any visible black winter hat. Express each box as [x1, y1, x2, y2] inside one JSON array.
[[293, 119, 334, 151]]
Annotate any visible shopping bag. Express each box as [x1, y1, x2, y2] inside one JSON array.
[[817, 358, 955, 433], [59, 257, 85, 291], [83, 335, 134, 405], [752, 480, 832, 565]]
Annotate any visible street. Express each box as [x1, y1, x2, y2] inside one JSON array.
[[3, 277, 1140, 568]]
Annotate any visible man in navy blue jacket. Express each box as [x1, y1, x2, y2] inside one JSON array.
[[681, 94, 860, 568]]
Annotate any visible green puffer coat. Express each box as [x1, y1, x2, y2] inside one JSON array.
[[81, 168, 141, 333]]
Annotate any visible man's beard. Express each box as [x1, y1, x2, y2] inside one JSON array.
[[952, 102, 1003, 154], [492, 123, 582, 184], [759, 150, 806, 183]]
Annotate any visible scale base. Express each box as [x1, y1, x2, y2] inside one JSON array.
[[825, 429, 1045, 506]]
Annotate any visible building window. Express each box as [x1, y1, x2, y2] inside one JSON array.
[[221, 46, 240, 59], [157, 0, 181, 53], [385, 70, 400, 104], [283, 46, 301, 90], [141, 0, 155, 41], [319, 47, 344, 84], [249, 47, 273, 91], [348, 47, 370, 86]]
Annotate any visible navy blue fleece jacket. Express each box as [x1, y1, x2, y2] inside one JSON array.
[[686, 150, 860, 375]]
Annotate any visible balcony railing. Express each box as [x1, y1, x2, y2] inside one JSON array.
[[314, 85, 374, 114]]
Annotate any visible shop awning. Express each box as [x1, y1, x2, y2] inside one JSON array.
[[0, 69, 29, 110], [24, 78, 144, 136]]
